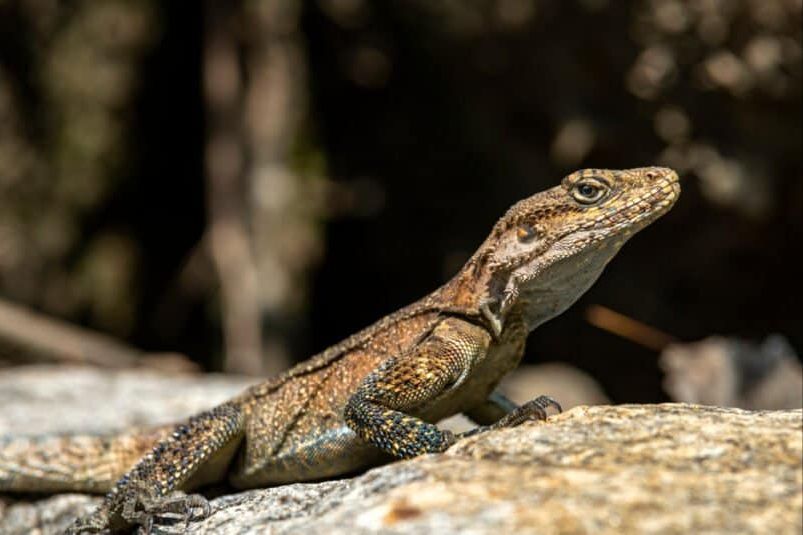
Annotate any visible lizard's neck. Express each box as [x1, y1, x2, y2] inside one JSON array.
[[431, 252, 492, 316], [434, 237, 625, 336]]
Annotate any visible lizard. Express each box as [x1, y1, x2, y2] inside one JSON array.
[[0, 166, 680, 533]]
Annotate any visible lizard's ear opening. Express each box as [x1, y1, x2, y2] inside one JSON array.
[[516, 224, 538, 243]]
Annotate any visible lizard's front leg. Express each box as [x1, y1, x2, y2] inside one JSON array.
[[68, 402, 245, 534], [344, 318, 491, 459], [463, 391, 562, 438], [464, 391, 520, 424]]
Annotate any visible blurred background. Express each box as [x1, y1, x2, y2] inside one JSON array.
[[0, 0, 800, 406]]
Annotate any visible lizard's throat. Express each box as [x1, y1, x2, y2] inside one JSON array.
[[487, 238, 627, 335]]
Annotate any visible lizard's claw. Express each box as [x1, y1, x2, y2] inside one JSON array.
[[129, 492, 211, 534], [68, 491, 211, 534], [526, 394, 561, 415], [65, 520, 104, 535], [457, 395, 562, 441], [491, 394, 561, 428], [66, 503, 111, 534]]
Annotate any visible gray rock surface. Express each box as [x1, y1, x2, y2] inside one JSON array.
[[0, 365, 253, 434], [1, 367, 801, 534]]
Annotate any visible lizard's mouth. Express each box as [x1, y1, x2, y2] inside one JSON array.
[[596, 171, 681, 236]]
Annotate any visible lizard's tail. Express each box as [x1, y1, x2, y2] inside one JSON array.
[[0, 425, 172, 493]]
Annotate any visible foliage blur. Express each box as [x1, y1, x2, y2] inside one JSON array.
[[0, 1, 800, 401]]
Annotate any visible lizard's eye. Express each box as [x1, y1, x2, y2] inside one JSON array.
[[516, 224, 537, 243], [572, 180, 607, 204]]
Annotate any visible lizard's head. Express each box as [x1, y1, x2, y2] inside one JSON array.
[[466, 166, 680, 334]]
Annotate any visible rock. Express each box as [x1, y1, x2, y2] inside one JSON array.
[[660, 335, 803, 410], [1, 368, 801, 534], [0, 365, 254, 434]]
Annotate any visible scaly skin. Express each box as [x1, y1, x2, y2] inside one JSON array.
[[0, 167, 680, 533]]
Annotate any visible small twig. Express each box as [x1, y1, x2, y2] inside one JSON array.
[[0, 298, 197, 371]]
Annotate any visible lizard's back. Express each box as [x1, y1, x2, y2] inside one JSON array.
[[230, 306, 443, 486], [0, 305, 442, 493]]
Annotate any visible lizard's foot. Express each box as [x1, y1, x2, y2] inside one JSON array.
[[66, 491, 211, 534], [125, 491, 211, 533], [458, 395, 562, 439], [495, 395, 562, 428], [66, 502, 113, 534], [66, 517, 106, 535]]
